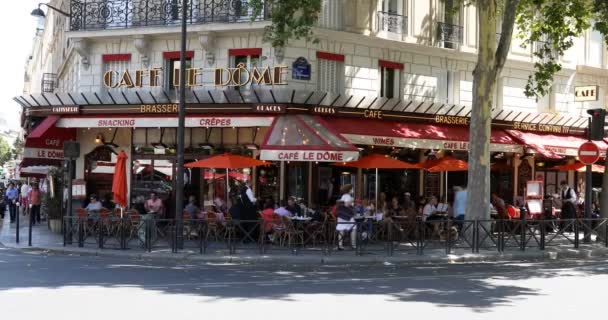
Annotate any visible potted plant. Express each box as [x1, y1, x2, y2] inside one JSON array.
[[43, 167, 64, 233]]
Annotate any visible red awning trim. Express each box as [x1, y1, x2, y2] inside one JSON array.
[[506, 129, 608, 158], [316, 51, 345, 62], [228, 48, 262, 56], [379, 59, 404, 70], [331, 118, 523, 153], [162, 51, 195, 59], [28, 115, 60, 138], [102, 54, 132, 62]]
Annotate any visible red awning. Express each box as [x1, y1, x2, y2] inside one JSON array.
[[331, 118, 522, 153], [260, 115, 360, 162], [506, 130, 608, 159], [28, 115, 60, 138], [22, 124, 77, 167]]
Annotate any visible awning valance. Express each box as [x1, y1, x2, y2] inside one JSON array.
[[506, 130, 608, 158], [22, 124, 76, 167], [260, 115, 360, 162], [332, 118, 523, 153]]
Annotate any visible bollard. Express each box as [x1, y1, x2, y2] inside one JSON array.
[[28, 209, 33, 247], [15, 207, 20, 244]]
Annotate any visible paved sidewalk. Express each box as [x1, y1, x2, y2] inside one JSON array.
[[2, 216, 608, 265]]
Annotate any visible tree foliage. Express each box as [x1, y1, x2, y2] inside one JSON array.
[[0, 137, 13, 166], [12, 136, 24, 160], [249, 0, 322, 48]]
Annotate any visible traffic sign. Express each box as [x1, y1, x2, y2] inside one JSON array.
[[578, 141, 601, 165]]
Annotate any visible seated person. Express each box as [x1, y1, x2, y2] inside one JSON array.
[[184, 195, 200, 218], [491, 193, 508, 219], [274, 200, 293, 217], [102, 193, 116, 210], [436, 195, 449, 213], [285, 197, 302, 216], [422, 196, 445, 222], [85, 194, 103, 217], [144, 192, 164, 216], [261, 199, 280, 237]]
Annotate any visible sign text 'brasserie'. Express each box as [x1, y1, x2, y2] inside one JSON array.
[[103, 64, 288, 88]]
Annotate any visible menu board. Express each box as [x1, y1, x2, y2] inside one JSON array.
[[72, 179, 87, 200]]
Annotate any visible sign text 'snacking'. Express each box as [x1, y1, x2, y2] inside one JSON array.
[[103, 64, 288, 89]]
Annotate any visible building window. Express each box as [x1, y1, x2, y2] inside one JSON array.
[[102, 54, 131, 91], [229, 48, 262, 87], [317, 52, 344, 94], [588, 23, 604, 67], [378, 0, 407, 34], [438, 0, 463, 48], [162, 51, 194, 90], [379, 60, 403, 99]]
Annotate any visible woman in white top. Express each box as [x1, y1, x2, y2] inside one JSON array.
[[422, 196, 439, 222]]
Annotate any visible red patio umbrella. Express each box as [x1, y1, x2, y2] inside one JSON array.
[[111, 151, 128, 213], [333, 154, 419, 210], [418, 156, 468, 198], [185, 153, 268, 203], [185, 153, 268, 169], [203, 171, 226, 180], [551, 162, 605, 173]]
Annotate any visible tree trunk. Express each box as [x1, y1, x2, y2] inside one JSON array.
[[466, 0, 497, 227]]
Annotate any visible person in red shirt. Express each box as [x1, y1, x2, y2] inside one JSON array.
[[28, 183, 42, 225]]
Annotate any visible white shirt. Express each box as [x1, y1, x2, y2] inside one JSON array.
[[453, 190, 467, 217], [422, 204, 437, 221], [436, 203, 449, 213], [245, 186, 256, 203], [562, 187, 577, 204], [21, 184, 31, 198]]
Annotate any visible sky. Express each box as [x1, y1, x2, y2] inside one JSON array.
[[0, 0, 41, 131]]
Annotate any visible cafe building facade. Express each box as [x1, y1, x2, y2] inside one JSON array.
[[18, 0, 608, 216]]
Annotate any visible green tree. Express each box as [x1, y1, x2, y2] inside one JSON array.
[[12, 136, 24, 160], [250, 0, 608, 222], [0, 136, 13, 166]]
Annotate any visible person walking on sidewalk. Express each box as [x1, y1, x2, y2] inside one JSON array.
[[5, 182, 18, 223], [20, 182, 31, 217], [28, 183, 42, 225]]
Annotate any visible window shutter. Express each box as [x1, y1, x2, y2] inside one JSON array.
[[318, 59, 342, 94]]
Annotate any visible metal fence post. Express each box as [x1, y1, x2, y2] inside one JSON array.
[[28, 209, 33, 247], [574, 219, 580, 249], [98, 220, 104, 249], [446, 219, 452, 255], [78, 220, 84, 247], [418, 220, 424, 255], [474, 219, 479, 253], [520, 217, 526, 251], [540, 220, 546, 250]]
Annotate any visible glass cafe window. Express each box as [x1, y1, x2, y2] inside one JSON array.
[[166, 58, 192, 90]]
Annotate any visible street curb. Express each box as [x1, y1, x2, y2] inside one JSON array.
[[6, 244, 608, 266]]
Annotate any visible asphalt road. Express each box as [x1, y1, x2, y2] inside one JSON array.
[[0, 247, 606, 319]]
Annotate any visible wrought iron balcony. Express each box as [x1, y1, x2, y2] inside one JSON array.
[[437, 22, 463, 45], [41, 73, 58, 93], [376, 11, 407, 34], [69, 0, 271, 31]]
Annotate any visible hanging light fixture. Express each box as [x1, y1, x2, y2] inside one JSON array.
[[95, 133, 104, 144]]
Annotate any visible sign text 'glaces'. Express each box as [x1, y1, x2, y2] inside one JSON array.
[[103, 64, 288, 89]]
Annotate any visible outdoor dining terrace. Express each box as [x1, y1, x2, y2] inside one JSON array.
[[59, 207, 608, 257]]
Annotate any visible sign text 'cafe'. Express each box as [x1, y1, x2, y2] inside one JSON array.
[[103, 64, 288, 88]]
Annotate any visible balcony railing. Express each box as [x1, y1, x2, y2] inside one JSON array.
[[69, 0, 271, 31], [376, 11, 407, 35], [437, 22, 463, 46], [41, 73, 58, 93]]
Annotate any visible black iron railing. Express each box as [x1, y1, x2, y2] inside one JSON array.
[[61, 215, 608, 256], [437, 22, 463, 45], [69, 0, 271, 31], [377, 11, 407, 34], [41, 73, 58, 93]]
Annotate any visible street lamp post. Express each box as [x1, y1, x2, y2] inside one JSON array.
[[174, 0, 188, 251]]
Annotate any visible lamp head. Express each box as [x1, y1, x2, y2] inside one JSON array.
[[31, 7, 46, 18]]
